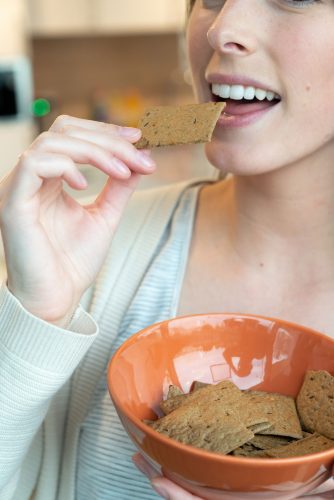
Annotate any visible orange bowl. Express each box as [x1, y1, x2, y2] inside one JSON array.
[[107, 313, 334, 499]]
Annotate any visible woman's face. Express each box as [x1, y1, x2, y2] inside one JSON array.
[[187, 0, 334, 176]]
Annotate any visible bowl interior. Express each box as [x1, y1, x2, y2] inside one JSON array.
[[108, 313, 334, 420]]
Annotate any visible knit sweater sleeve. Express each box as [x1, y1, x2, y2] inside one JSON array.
[[0, 282, 98, 497]]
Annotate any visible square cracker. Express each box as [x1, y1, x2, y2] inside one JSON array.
[[232, 443, 259, 456], [135, 102, 225, 149], [296, 370, 334, 439], [161, 381, 270, 431], [152, 402, 253, 455], [160, 380, 242, 416], [160, 394, 188, 415], [161, 382, 214, 415], [160, 385, 187, 414], [242, 390, 303, 439], [248, 422, 273, 434], [264, 433, 334, 458], [152, 380, 254, 454]]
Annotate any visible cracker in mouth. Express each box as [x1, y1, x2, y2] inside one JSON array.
[[135, 102, 225, 149]]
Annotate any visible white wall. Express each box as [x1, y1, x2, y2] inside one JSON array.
[[0, 1, 35, 177], [0, 0, 29, 56]]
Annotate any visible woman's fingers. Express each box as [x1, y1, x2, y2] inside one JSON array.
[[31, 127, 156, 175], [3, 114, 157, 210], [29, 132, 134, 178], [1, 152, 87, 208], [301, 476, 334, 498], [58, 125, 156, 174], [88, 173, 141, 230], [50, 114, 141, 143], [49, 115, 156, 174]]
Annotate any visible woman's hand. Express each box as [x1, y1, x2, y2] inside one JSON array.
[[0, 115, 156, 326], [133, 453, 334, 499]]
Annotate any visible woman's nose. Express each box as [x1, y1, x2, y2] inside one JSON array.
[[207, 0, 258, 57]]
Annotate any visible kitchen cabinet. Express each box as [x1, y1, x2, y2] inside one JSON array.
[[27, 0, 186, 36], [0, 0, 28, 55], [27, 0, 93, 35], [94, 0, 186, 34]]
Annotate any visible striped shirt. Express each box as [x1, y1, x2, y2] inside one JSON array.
[[76, 185, 199, 499]]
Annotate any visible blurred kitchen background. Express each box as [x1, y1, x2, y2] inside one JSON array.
[[0, 0, 216, 204]]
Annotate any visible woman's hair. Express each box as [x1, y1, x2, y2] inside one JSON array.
[[187, 0, 196, 15]]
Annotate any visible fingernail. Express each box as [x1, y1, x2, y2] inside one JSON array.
[[137, 151, 156, 169], [120, 127, 141, 138], [113, 158, 131, 176], [152, 484, 170, 499]]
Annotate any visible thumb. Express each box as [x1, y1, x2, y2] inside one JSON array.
[[88, 172, 141, 228]]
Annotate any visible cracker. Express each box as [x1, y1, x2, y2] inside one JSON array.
[[232, 443, 269, 458], [166, 385, 184, 399], [135, 102, 225, 149], [152, 380, 253, 454], [160, 394, 188, 415], [232, 443, 258, 456], [143, 419, 155, 426], [243, 390, 303, 439], [296, 370, 334, 439], [245, 449, 269, 458], [173, 380, 243, 408], [152, 404, 253, 455], [160, 385, 187, 414], [302, 431, 313, 438], [235, 393, 272, 430], [248, 422, 273, 434], [161, 380, 240, 416], [248, 434, 292, 450], [264, 433, 334, 458]]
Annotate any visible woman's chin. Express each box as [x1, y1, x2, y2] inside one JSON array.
[[204, 143, 253, 176], [204, 142, 278, 177]]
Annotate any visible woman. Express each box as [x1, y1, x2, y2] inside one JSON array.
[[0, 0, 333, 498]]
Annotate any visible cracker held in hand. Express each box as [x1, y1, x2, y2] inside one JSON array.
[[296, 370, 334, 439], [135, 102, 225, 149]]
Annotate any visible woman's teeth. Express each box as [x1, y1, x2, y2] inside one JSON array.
[[212, 83, 280, 102]]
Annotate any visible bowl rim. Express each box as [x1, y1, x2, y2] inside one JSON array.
[[108, 311, 334, 468]]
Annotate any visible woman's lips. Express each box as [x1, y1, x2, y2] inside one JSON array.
[[223, 99, 277, 116], [213, 98, 280, 128]]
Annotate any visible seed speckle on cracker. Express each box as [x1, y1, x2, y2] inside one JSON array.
[[135, 102, 225, 149]]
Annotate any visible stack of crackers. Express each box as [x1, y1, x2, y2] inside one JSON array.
[[145, 370, 334, 459]]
